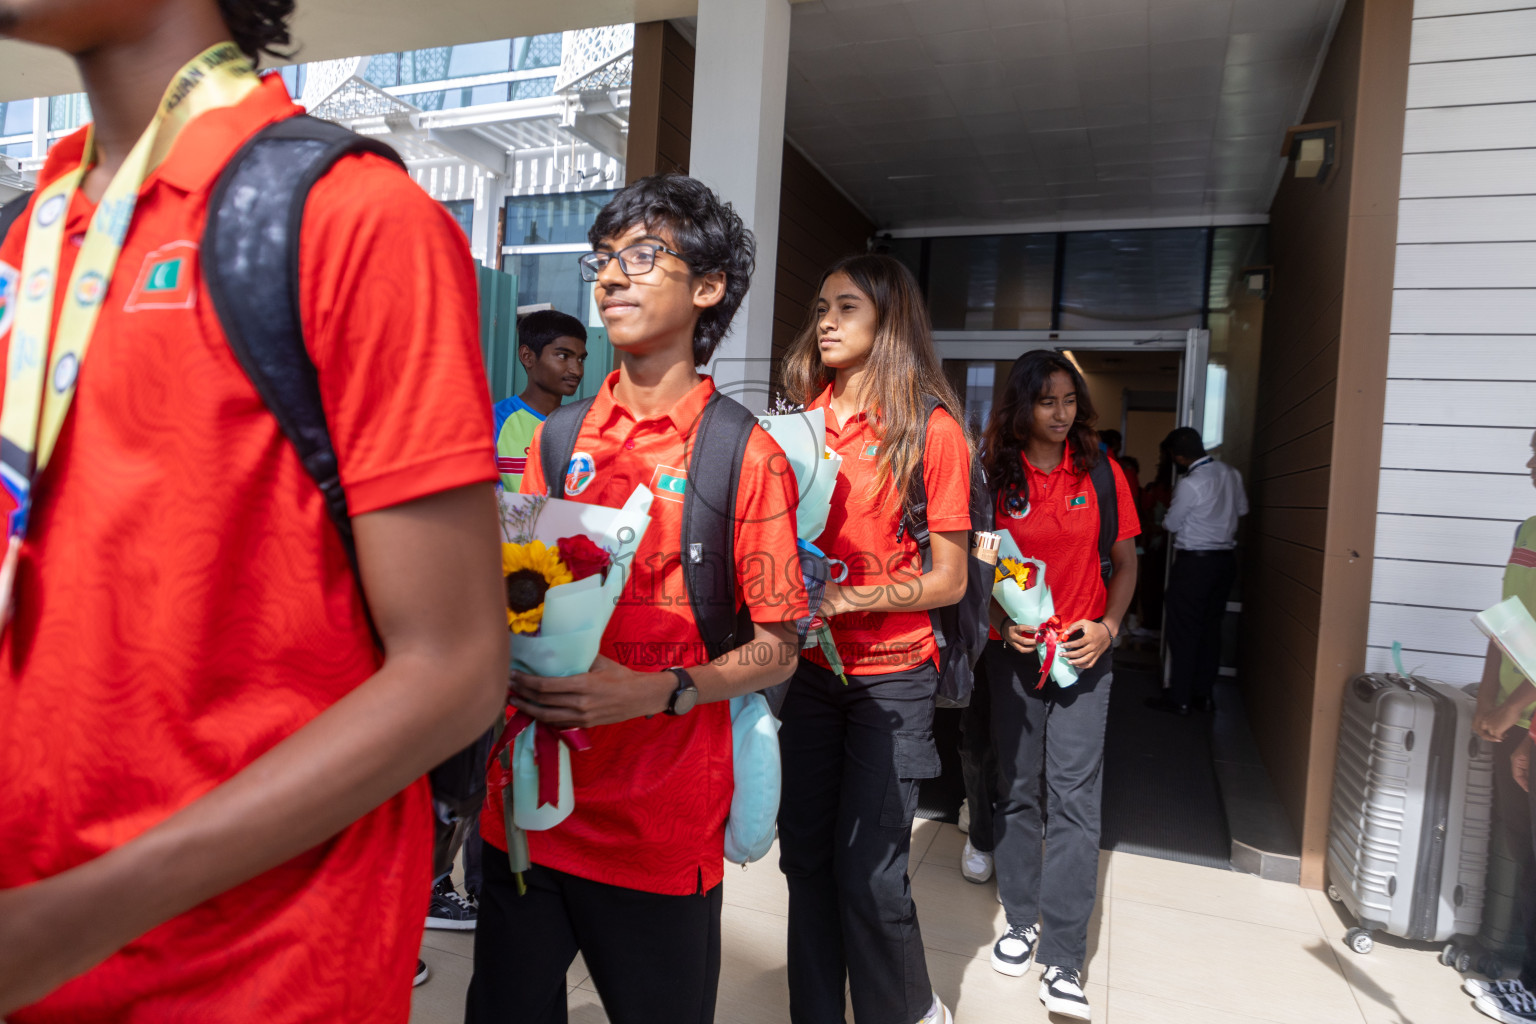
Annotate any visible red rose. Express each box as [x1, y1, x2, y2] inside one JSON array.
[[558, 534, 611, 582]]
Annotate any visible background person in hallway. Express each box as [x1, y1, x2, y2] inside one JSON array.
[[1464, 429, 1536, 1024], [0, 1, 508, 1020], [777, 254, 970, 1024], [975, 351, 1139, 1022], [1146, 427, 1247, 716], [493, 310, 588, 491]]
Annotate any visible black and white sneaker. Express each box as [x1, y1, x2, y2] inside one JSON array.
[[1468, 979, 1531, 1000], [1475, 980, 1536, 1024], [426, 876, 478, 931], [1040, 966, 1091, 1020], [991, 923, 1039, 977], [413, 959, 430, 987]]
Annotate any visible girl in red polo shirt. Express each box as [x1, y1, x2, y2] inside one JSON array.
[[778, 254, 971, 1024], [970, 351, 1139, 1022]]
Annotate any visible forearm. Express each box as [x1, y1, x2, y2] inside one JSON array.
[[1478, 639, 1505, 709], [1501, 680, 1536, 715], [835, 566, 967, 616], [1100, 553, 1138, 634], [12, 643, 504, 993], [689, 621, 799, 704]]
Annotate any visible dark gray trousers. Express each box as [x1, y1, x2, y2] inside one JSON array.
[[986, 641, 1113, 971], [778, 658, 942, 1024], [959, 654, 999, 852], [1164, 548, 1236, 706]]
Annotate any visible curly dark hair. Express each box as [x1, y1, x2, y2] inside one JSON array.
[[217, 0, 296, 65], [588, 174, 755, 367], [982, 350, 1101, 517]]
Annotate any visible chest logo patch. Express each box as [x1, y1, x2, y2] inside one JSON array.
[[124, 240, 199, 312], [859, 442, 880, 460], [1067, 493, 1089, 510], [565, 452, 596, 496], [0, 261, 17, 338], [650, 465, 688, 502]]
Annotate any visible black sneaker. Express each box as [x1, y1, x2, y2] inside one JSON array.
[[413, 959, 430, 987], [1040, 965, 1091, 1020], [991, 923, 1039, 977], [1475, 980, 1536, 1024], [426, 876, 478, 931]]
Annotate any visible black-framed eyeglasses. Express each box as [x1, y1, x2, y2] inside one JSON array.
[[578, 243, 687, 282]]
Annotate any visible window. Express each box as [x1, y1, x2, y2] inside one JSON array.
[[1, 100, 33, 138], [1, 142, 30, 159], [1058, 229, 1209, 331], [927, 234, 1056, 331], [503, 251, 592, 322], [504, 190, 619, 247], [400, 83, 511, 110], [277, 65, 307, 99], [447, 40, 513, 78], [515, 34, 563, 70], [441, 199, 474, 241], [48, 93, 90, 132]]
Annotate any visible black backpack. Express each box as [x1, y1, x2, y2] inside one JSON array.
[[1, 117, 494, 829], [538, 390, 769, 666], [902, 397, 995, 709]]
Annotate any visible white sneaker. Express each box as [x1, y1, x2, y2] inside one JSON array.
[[991, 923, 1039, 976], [960, 839, 993, 883], [916, 991, 953, 1024], [957, 799, 970, 834], [1040, 966, 1091, 1020]]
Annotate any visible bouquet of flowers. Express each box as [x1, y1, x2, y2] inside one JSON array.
[[991, 531, 1078, 689], [489, 485, 654, 889], [757, 406, 847, 680]]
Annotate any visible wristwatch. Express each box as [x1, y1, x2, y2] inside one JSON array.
[[665, 667, 700, 717]]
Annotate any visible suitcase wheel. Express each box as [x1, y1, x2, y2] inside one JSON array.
[[1326, 884, 1343, 903], [1440, 943, 1457, 967], [1346, 928, 1374, 955]]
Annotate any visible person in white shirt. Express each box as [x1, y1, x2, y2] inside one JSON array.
[[1147, 427, 1248, 715]]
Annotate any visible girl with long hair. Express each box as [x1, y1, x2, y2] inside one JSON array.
[[777, 254, 971, 1024], [971, 350, 1139, 1022]]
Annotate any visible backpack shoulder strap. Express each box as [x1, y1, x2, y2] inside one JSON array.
[[1089, 455, 1119, 580], [682, 392, 758, 661], [539, 396, 597, 497], [0, 192, 32, 249], [902, 395, 945, 573], [202, 114, 407, 631]]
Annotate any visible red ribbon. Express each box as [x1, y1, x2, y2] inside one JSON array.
[[487, 710, 592, 809], [1031, 615, 1065, 690]]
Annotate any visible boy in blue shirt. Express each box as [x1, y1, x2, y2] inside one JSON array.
[[494, 310, 588, 490]]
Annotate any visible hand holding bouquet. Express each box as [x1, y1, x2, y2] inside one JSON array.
[[991, 531, 1079, 690], [489, 485, 654, 889]]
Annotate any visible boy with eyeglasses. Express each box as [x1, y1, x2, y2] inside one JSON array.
[[465, 174, 805, 1024]]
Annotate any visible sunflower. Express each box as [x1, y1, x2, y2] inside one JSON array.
[[502, 540, 574, 633], [995, 557, 1033, 591]]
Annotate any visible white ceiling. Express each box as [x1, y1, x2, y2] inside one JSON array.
[[783, 0, 1344, 230]]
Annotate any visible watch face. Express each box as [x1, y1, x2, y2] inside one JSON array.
[[672, 685, 700, 716]]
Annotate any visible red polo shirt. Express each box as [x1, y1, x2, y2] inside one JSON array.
[[488, 371, 805, 894], [996, 446, 1140, 626], [0, 76, 495, 1023], [803, 387, 972, 675]]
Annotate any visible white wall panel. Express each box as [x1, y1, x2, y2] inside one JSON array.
[[1404, 103, 1536, 153], [1367, 600, 1492, 657], [1377, 469, 1535, 520], [1391, 287, 1536, 333], [1372, 558, 1505, 611], [1408, 55, 1536, 109], [1400, 150, 1536, 199], [1394, 243, 1536, 289], [1410, 9, 1536, 63], [1397, 196, 1536, 242], [1384, 379, 1536, 427], [1389, 336, 1536, 378], [1374, 513, 1522, 565], [1414, 1, 1536, 17], [1365, 644, 1486, 684], [1381, 424, 1536, 473]]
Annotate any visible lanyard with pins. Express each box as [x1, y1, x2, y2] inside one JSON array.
[[0, 42, 259, 625]]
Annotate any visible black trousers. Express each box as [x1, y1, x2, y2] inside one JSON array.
[[986, 641, 1113, 971], [1491, 729, 1536, 989], [1164, 548, 1236, 706], [778, 658, 942, 1024], [466, 852, 722, 1024], [959, 653, 999, 852]]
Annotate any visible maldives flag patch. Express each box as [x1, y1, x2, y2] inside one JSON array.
[[650, 465, 688, 502], [0, 261, 17, 338], [124, 240, 199, 312], [859, 442, 880, 460], [1067, 493, 1089, 510]]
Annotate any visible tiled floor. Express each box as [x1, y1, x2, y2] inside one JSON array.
[[412, 821, 1479, 1024]]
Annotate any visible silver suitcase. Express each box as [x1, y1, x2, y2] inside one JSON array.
[[1325, 672, 1495, 955]]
